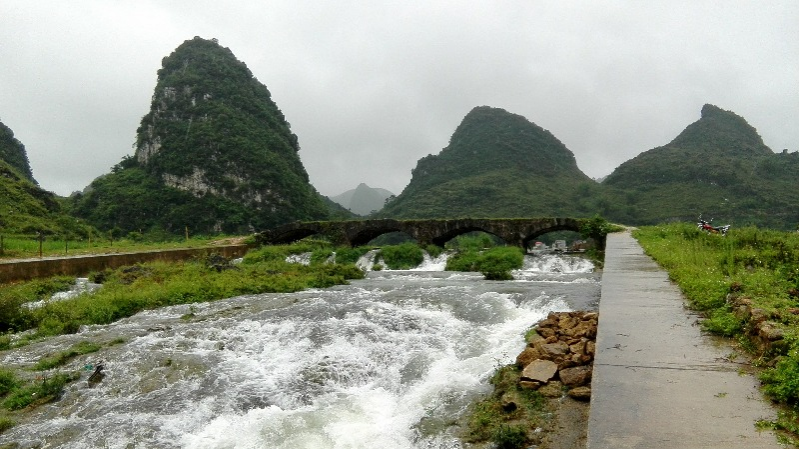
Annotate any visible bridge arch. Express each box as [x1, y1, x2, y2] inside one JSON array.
[[257, 218, 591, 250], [267, 227, 324, 245], [429, 226, 505, 248], [521, 224, 585, 249]]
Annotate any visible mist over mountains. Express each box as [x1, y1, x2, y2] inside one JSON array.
[[329, 183, 394, 216], [2, 37, 797, 237]]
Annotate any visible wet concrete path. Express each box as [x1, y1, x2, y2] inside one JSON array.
[[588, 231, 781, 448]]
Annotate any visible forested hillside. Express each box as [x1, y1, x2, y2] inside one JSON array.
[[601, 104, 799, 229], [0, 120, 34, 183], [69, 37, 330, 235], [378, 106, 599, 219], [0, 122, 86, 236]]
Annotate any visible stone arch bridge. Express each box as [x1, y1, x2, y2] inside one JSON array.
[[256, 217, 589, 249]]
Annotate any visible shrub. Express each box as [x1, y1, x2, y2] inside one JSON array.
[[478, 247, 524, 280], [379, 242, 425, 270], [2, 372, 76, 411], [493, 424, 528, 449], [0, 370, 18, 396], [701, 308, 742, 337], [0, 416, 15, 434], [761, 355, 799, 404]]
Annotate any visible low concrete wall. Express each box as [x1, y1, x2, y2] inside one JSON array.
[[0, 245, 253, 283]]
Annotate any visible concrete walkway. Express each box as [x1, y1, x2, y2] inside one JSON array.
[[588, 231, 781, 448]]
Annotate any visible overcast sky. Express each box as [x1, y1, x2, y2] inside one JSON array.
[[1, 1, 797, 198]]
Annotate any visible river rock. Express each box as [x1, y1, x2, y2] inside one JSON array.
[[559, 366, 592, 387], [539, 381, 564, 398], [757, 321, 785, 341], [540, 341, 569, 358], [516, 346, 543, 368], [515, 311, 598, 401], [521, 359, 558, 382], [568, 386, 592, 401]]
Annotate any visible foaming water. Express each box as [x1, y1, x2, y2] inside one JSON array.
[[25, 278, 102, 310], [0, 259, 599, 449]]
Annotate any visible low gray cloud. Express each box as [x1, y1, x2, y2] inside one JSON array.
[[1, 1, 796, 198]]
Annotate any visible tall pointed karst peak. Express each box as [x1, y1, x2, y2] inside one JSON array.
[[135, 36, 302, 174], [668, 104, 771, 156], [0, 119, 35, 182], [71, 37, 328, 234]]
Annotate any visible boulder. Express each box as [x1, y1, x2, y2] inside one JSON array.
[[539, 381, 564, 398], [568, 386, 592, 401], [521, 359, 558, 383], [569, 340, 586, 355], [540, 341, 569, 358], [757, 322, 785, 341], [558, 314, 579, 330], [516, 346, 542, 368], [559, 366, 592, 387], [519, 380, 541, 390]]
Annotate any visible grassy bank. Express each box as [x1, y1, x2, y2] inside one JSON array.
[[0, 243, 364, 344], [634, 224, 799, 445], [0, 233, 249, 260]]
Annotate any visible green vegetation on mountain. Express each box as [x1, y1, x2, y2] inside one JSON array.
[[69, 37, 330, 235], [379, 106, 599, 219], [601, 104, 799, 229], [0, 120, 34, 183], [0, 127, 90, 238]]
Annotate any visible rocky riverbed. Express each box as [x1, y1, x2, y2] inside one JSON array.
[[463, 311, 597, 449]]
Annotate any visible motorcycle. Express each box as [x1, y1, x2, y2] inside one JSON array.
[[697, 215, 731, 236]]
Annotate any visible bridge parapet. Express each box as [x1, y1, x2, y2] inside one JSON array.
[[256, 217, 589, 249]]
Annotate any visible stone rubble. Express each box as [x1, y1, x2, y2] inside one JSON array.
[[515, 311, 598, 400]]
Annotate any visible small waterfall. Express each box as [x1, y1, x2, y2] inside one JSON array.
[[519, 253, 594, 274], [415, 251, 451, 271], [356, 250, 450, 272], [24, 278, 102, 310], [356, 249, 380, 271]]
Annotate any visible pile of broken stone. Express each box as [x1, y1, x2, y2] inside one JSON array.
[[515, 311, 598, 400]]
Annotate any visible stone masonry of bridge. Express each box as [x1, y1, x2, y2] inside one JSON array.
[[256, 218, 588, 249]]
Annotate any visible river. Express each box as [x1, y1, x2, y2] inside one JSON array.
[[0, 253, 599, 449]]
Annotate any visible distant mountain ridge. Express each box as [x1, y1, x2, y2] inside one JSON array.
[[330, 183, 394, 216], [377, 104, 797, 230]]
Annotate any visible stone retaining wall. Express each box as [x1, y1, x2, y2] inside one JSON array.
[[0, 245, 253, 283]]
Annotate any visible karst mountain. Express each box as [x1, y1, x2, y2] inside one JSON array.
[[601, 104, 799, 228], [69, 37, 330, 234], [378, 106, 597, 219]]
